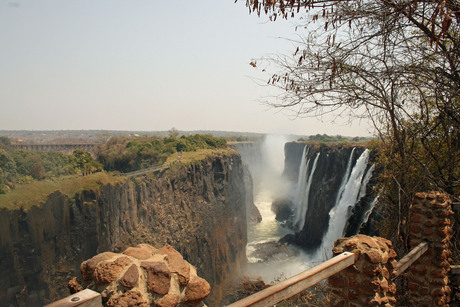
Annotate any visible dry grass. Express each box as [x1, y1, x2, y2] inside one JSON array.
[[164, 148, 237, 166], [0, 172, 126, 211]]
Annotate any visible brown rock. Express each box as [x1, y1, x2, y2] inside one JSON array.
[[344, 240, 358, 249], [332, 246, 344, 255], [106, 289, 148, 307], [155, 244, 191, 286], [155, 244, 182, 258], [120, 264, 139, 288], [67, 277, 82, 294], [354, 235, 379, 249], [93, 256, 132, 285], [388, 249, 397, 259], [363, 250, 383, 264], [141, 261, 171, 295], [123, 247, 152, 260], [80, 252, 117, 281], [183, 276, 211, 304], [166, 254, 190, 286], [419, 287, 429, 295], [410, 214, 422, 223], [156, 294, 180, 307], [410, 224, 421, 234]]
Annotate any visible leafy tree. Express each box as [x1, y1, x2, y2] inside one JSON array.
[[73, 150, 102, 175], [168, 127, 180, 138], [0, 137, 11, 151], [97, 134, 227, 172], [0, 149, 17, 193]]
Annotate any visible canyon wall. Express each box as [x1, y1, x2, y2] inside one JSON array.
[[0, 153, 248, 306], [281, 142, 376, 251]]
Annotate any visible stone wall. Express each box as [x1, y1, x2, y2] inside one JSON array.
[[327, 192, 454, 306], [328, 235, 397, 306], [407, 192, 453, 306]]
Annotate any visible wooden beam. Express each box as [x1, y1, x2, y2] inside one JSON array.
[[393, 242, 429, 277], [44, 289, 101, 307], [226, 252, 355, 307]]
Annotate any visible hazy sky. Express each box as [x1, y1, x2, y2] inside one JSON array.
[[1, 0, 373, 136]]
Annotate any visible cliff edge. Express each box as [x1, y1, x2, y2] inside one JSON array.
[[0, 152, 248, 306]]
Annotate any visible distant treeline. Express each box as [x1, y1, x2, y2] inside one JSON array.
[[0, 134, 227, 194], [97, 134, 227, 173], [0, 136, 102, 194], [299, 134, 371, 144]]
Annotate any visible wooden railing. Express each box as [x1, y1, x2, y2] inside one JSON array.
[[227, 252, 355, 307], [392, 241, 429, 278], [228, 241, 431, 306], [44, 289, 101, 307], [42, 242, 442, 306]]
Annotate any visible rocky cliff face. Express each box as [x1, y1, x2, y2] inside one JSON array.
[[281, 142, 376, 250], [0, 153, 248, 306]]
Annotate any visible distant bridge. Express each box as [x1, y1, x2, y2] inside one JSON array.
[[11, 143, 98, 155]]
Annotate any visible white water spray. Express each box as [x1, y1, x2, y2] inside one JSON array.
[[293, 152, 320, 231], [359, 195, 379, 230], [318, 149, 371, 258]]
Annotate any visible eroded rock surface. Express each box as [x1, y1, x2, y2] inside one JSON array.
[[74, 244, 210, 306]]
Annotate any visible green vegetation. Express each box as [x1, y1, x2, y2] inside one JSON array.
[[0, 172, 126, 211], [0, 134, 228, 197], [165, 147, 236, 167], [0, 143, 102, 194], [306, 134, 369, 144], [97, 134, 227, 172]]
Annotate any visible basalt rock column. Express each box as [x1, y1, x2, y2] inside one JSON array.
[[407, 192, 453, 307], [328, 235, 397, 306]]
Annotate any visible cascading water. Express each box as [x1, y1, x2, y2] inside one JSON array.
[[240, 136, 311, 282], [357, 164, 375, 202], [293, 152, 320, 231], [236, 140, 377, 282], [335, 148, 356, 205], [317, 149, 371, 259], [359, 195, 379, 229]]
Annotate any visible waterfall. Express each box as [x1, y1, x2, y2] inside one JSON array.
[[335, 148, 356, 205], [357, 164, 375, 203], [359, 195, 379, 230], [318, 149, 370, 258], [293, 147, 320, 231], [293, 146, 309, 227]]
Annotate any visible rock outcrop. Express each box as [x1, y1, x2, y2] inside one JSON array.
[[74, 244, 210, 306], [0, 153, 248, 306]]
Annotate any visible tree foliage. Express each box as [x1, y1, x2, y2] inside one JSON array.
[[0, 137, 101, 194], [97, 134, 227, 173]]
